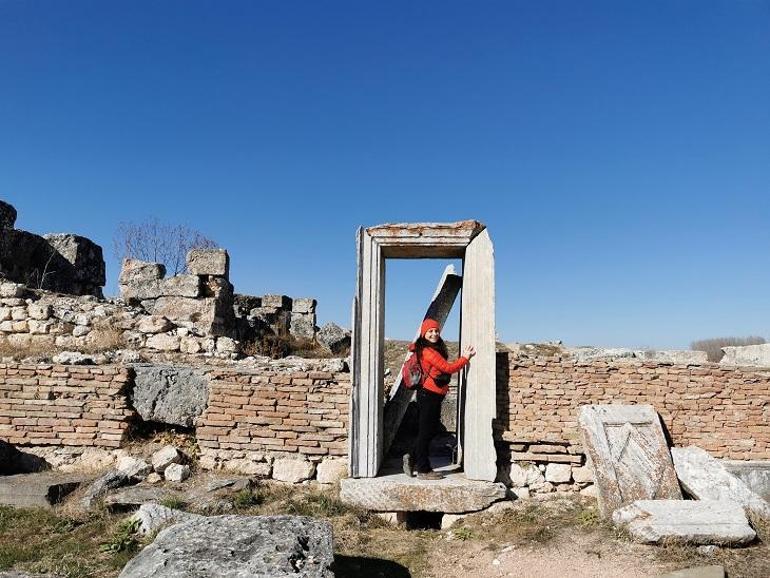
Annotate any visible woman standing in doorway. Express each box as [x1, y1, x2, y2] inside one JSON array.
[[405, 318, 476, 480]]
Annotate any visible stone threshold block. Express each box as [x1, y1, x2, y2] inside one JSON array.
[[672, 446, 770, 519], [339, 470, 506, 513], [612, 500, 756, 546], [0, 472, 86, 508]]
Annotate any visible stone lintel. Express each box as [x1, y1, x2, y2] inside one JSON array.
[[367, 221, 485, 259]]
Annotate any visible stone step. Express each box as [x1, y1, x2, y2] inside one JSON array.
[[0, 472, 85, 508]]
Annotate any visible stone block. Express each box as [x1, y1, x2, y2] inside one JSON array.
[[153, 296, 233, 337], [117, 515, 334, 578], [612, 500, 755, 545], [160, 275, 201, 298], [152, 445, 182, 474], [145, 333, 181, 351], [164, 463, 191, 482], [316, 459, 349, 484], [132, 365, 209, 428], [233, 293, 261, 316], [292, 298, 316, 314], [136, 315, 174, 334], [0, 200, 16, 229], [571, 464, 595, 484], [723, 460, 770, 502], [316, 322, 351, 354], [119, 259, 166, 286], [671, 446, 770, 519], [27, 303, 52, 320], [578, 404, 682, 517], [0, 282, 25, 298], [117, 456, 152, 481], [720, 343, 770, 367], [186, 248, 229, 278], [262, 294, 291, 309], [272, 458, 316, 483], [43, 233, 106, 291], [545, 463, 572, 483], [0, 472, 84, 508], [132, 503, 202, 535], [289, 312, 316, 339]]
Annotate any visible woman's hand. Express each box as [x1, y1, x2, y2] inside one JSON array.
[[463, 345, 476, 359]]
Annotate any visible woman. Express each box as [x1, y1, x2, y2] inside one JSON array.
[[405, 318, 476, 480]]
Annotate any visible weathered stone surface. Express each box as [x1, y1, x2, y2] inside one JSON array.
[[164, 463, 191, 482], [289, 312, 316, 339], [579, 404, 682, 516], [132, 503, 203, 535], [672, 446, 770, 519], [117, 456, 152, 481], [118, 515, 334, 578], [340, 474, 507, 513], [262, 294, 291, 309], [292, 298, 316, 314], [272, 458, 316, 483], [51, 351, 105, 365], [104, 486, 184, 512], [151, 445, 183, 473], [43, 234, 106, 293], [132, 365, 209, 428], [720, 343, 770, 367], [612, 500, 755, 545], [316, 459, 348, 484], [571, 464, 595, 484], [723, 460, 770, 501], [119, 259, 166, 285], [145, 333, 181, 351], [635, 350, 709, 364], [153, 296, 232, 336], [659, 565, 725, 578], [186, 248, 229, 278], [161, 275, 201, 298], [0, 281, 25, 298], [0, 472, 84, 508], [567, 347, 708, 364], [0, 200, 17, 229], [136, 315, 174, 334], [81, 470, 129, 508], [545, 463, 572, 483], [499, 462, 544, 488], [233, 293, 262, 316], [316, 322, 350, 354]]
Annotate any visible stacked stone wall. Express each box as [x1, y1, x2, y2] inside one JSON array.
[[0, 363, 133, 448], [196, 367, 349, 476]]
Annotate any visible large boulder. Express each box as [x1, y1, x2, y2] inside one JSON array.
[[118, 515, 334, 578], [131, 365, 209, 428], [0, 200, 16, 229], [316, 322, 350, 354]]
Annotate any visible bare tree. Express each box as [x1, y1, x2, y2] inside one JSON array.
[[113, 219, 217, 275], [691, 336, 766, 362]]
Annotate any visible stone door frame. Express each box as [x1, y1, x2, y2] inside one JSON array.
[[349, 221, 497, 481]]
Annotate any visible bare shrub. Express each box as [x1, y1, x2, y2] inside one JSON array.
[[690, 336, 766, 362], [113, 219, 217, 275], [241, 333, 333, 359]]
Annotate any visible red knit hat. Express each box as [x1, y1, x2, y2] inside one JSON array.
[[420, 318, 440, 337]]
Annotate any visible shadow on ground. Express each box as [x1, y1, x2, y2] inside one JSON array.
[[333, 554, 411, 578]]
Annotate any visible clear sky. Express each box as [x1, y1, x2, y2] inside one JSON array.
[[1, 1, 769, 349]]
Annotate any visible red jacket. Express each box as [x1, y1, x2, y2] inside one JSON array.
[[409, 344, 469, 395]]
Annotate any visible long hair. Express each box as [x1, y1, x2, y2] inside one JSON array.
[[415, 336, 448, 360]]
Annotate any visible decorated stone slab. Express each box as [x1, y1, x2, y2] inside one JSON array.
[[578, 404, 682, 516], [672, 446, 770, 519], [612, 499, 755, 545]]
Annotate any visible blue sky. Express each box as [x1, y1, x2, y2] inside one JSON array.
[[1, 1, 769, 348]]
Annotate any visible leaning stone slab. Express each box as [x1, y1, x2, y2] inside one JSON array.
[[612, 500, 755, 545], [132, 503, 202, 535], [579, 404, 682, 516], [671, 446, 770, 519], [118, 515, 334, 578], [131, 365, 209, 428], [339, 475, 506, 513], [0, 472, 84, 508]]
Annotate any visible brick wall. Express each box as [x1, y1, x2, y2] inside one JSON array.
[[196, 367, 350, 468], [0, 363, 134, 448], [496, 352, 770, 461]]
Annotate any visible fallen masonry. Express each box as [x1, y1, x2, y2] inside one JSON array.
[[0, 472, 85, 508]]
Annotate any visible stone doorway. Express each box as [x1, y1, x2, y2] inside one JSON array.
[[349, 221, 497, 482]]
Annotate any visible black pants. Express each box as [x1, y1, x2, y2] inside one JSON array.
[[414, 388, 444, 473]]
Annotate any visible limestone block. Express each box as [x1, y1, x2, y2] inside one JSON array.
[[215, 336, 238, 353], [119, 259, 166, 285], [164, 463, 191, 483], [43, 233, 106, 290], [132, 365, 209, 428], [233, 293, 262, 316], [272, 458, 316, 483], [153, 296, 233, 337], [505, 462, 544, 488], [145, 333, 181, 351], [723, 460, 770, 502], [152, 445, 183, 474], [545, 463, 572, 483], [11, 307, 25, 320], [261, 294, 291, 309], [289, 312, 316, 339], [0, 307, 9, 321], [634, 350, 709, 364], [292, 298, 316, 314], [612, 500, 755, 545], [160, 275, 201, 298], [117, 515, 334, 578], [671, 446, 770, 519], [0, 282, 25, 298], [0, 200, 16, 229], [117, 456, 152, 481], [0, 320, 12, 331], [180, 337, 202, 354], [132, 503, 202, 535], [316, 459, 349, 484], [720, 343, 770, 367], [11, 320, 27, 332], [27, 303, 52, 320], [571, 464, 595, 484], [223, 459, 272, 477], [186, 248, 229, 278], [316, 323, 351, 354], [136, 315, 174, 334], [578, 404, 682, 517]]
